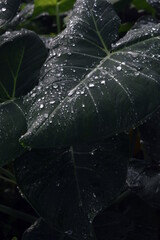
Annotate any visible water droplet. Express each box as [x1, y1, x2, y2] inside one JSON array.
[[101, 80, 105, 85], [117, 66, 122, 71], [2, 7, 6, 12], [53, 84, 58, 89], [135, 72, 140, 76], [65, 230, 73, 235], [89, 83, 94, 88]]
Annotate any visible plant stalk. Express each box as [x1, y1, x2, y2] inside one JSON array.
[[0, 204, 37, 223]]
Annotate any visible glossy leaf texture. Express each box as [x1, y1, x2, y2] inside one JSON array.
[[15, 134, 129, 240], [0, 29, 48, 102], [33, 0, 76, 17], [0, 100, 27, 166], [20, 0, 160, 149], [0, 0, 20, 28]]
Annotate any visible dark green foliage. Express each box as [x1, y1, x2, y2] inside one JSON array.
[[0, 0, 160, 239]]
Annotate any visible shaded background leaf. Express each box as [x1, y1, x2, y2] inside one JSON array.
[[15, 134, 129, 240], [0, 0, 20, 28], [33, 0, 76, 17]]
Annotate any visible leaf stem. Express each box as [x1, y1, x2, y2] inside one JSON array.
[[0, 204, 37, 223], [56, 1, 61, 34], [0, 167, 16, 181], [0, 175, 16, 185]]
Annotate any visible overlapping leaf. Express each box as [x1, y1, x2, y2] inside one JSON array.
[[0, 29, 48, 102], [0, 29, 48, 165], [19, 0, 160, 149], [15, 134, 129, 240], [0, 0, 20, 28]]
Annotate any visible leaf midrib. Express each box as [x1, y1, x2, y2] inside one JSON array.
[[24, 33, 160, 143]]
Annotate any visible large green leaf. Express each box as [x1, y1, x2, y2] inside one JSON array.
[[0, 0, 20, 28], [0, 30, 48, 165], [0, 29, 48, 102], [15, 134, 129, 240], [33, 0, 76, 16], [20, 0, 160, 149]]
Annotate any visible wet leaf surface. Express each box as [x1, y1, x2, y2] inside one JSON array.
[[19, 0, 160, 149], [15, 134, 129, 240]]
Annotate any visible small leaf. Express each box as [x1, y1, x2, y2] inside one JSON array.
[[0, 0, 20, 28], [0, 29, 48, 102], [15, 134, 129, 240], [33, 0, 76, 17], [20, 0, 160, 149], [132, 0, 156, 15]]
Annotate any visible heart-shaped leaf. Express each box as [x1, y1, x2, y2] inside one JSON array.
[[0, 29, 48, 102], [0, 0, 20, 28], [20, 0, 160, 149], [15, 134, 129, 240]]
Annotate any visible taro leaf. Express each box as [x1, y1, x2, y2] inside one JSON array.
[[0, 0, 20, 28], [22, 218, 63, 240], [0, 100, 27, 166], [33, 0, 76, 17], [0, 29, 48, 102], [15, 134, 129, 240], [20, 0, 160, 149], [146, 0, 160, 12], [127, 158, 160, 209]]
